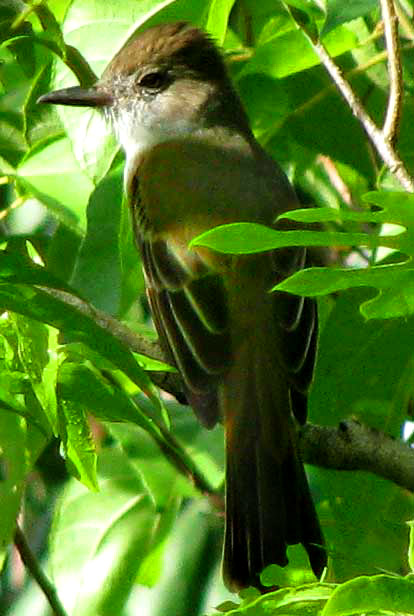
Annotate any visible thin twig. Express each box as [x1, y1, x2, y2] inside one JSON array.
[[381, 0, 403, 145], [312, 38, 414, 191], [265, 44, 412, 144], [14, 524, 68, 616], [394, 0, 414, 40], [286, 7, 414, 192]]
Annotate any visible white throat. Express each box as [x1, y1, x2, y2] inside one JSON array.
[[112, 108, 199, 195]]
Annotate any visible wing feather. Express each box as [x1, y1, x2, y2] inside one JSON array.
[[140, 236, 231, 427]]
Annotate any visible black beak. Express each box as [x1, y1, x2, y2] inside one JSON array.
[[37, 85, 112, 108]]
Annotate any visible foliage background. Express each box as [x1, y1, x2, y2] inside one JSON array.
[[1, 0, 414, 614]]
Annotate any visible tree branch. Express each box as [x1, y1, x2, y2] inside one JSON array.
[[309, 39, 413, 191], [278, 42, 413, 139], [40, 287, 215, 496], [381, 0, 403, 145], [41, 288, 414, 494], [14, 524, 68, 616], [286, 5, 414, 192], [41, 287, 185, 402], [300, 420, 414, 492]]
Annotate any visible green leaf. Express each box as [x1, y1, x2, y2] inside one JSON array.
[[0, 314, 50, 564], [363, 190, 414, 226], [133, 352, 176, 372], [0, 26, 43, 168], [149, 500, 223, 616], [192, 222, 391, 254], [240, 24, 358, 79], [311, 288, 414, 432], [0, 281, 151, 394], [17, 137, 94, 230], [272, 193, 414, 318], [193, 191, 414, 319], [61, 0, 180, 76], [0, 249, 77, 290], [23, 60, 56, 148], [46, 222, 83, 282], [0, 249, 152, 392], [50, 447, 156, 616], [208, 583, 332, 615], [136, 494, 181, 587], [322, 0, 379, 37], [59, 398, 98, 491], [274, 262, 404, 296], [0, 372, 35, 424], [12, 315, 59, 434], [237, 73, 290, 143], [0, 117, 27, 170], [110, 421, 197, 507], [283, 3, 319, 42], [0, 314, 54, 436], [361, 276, 414, 319], [278, 206, 391, 224], [0, 410, 26, 562], [58, 362, 149, 427], [408, 521, 414, 573], [274, 262, 414, 320], [322, 575, 414, 616], [38, 0, 74, 28], [0, 249, 175, 462], [281, 192, 414, 233], [168, 402, 225, 491], [118, 191, 145, 316], [190, 222, 289, 252], [205, 0, 236, 45], [33, 2, 66, 54], [309, 289, 414, 580], [70, 167, 123, 315], [108, 421, 208, 589]]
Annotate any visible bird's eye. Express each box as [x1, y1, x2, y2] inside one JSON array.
[[138, 71, 167, 90]]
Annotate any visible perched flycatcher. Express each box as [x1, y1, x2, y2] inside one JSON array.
[[39, 21, 326, 590]]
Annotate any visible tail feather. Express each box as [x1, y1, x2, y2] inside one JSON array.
[[222, 340, 325, 590], [224, 435, 289, 588]]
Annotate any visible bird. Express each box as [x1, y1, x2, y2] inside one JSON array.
[[39, 21, 326, 590]]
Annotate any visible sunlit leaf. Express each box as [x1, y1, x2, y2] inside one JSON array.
[[70, 167, 123, 315], [59, 398, 98, 491], [192, 222, 392, 253], [241, 24, 358, 79], [17, 137, 94, 230], [206, 0, 236, 45], [50, 447, 156, 615], [12, 314, 59, 434], [322, 575, 414, 615]]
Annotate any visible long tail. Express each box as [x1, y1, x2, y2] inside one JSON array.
[[221, 338, 326, 590]]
